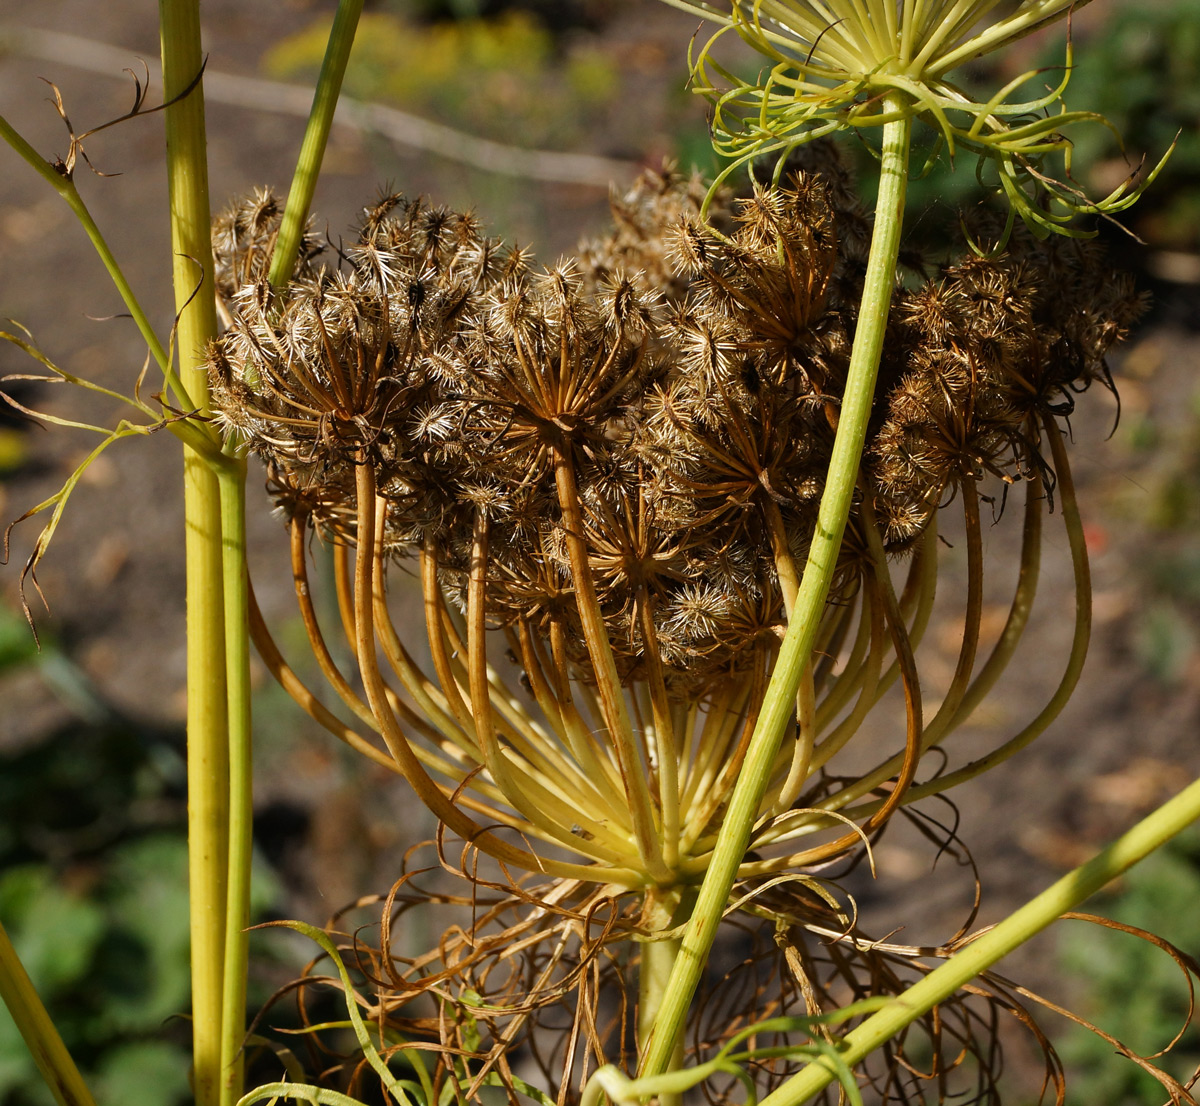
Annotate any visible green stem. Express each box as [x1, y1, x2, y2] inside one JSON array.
[[639, 96, 912, 1078], [218, 459, 252, 1106], [0, 920, 98, 1106], [158, 5, 230, 1105], [267, 0, 364, 290], [638, 889, 686, 1106], [759, 773, 1200, 1106]]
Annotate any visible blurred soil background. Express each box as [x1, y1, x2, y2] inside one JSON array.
[[1, 1, 1200, 1102]]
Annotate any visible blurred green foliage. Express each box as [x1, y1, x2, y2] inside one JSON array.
[[0, 842, 192, 1106], [1057, 832, 1200, 1104], [264, 10, 619, 150], [0, 605, 282, 1106], [1054, 0, 1200, 250]]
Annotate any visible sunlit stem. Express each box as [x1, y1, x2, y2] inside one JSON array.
[[217, 460, 252, 1106], [640, 93, 912, 1077], [765, 494, 816, 814], [158, 4, 230, 1104], [759, 772, 1200, 1106], [267, 0, 364, 290], [0, 920, 98, 1106]]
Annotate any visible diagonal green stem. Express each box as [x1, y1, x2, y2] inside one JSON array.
[[0, 920, 98, 1106], [638, 888, 686, 1106], [640, 94, 912, 1077], [759, 773, 1200, 1106], [267, 0, 364, 290]]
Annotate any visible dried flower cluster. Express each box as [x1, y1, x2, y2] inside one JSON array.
[[208, 158, 1141, 884]]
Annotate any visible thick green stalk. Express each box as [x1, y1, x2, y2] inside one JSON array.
[[638, 889, 686, 1106], [158, 5, 229, 1105], [218, 460, 252, 1106], [267, 0, 365, 290], [759, 773, 1200, 1106], [640, 98, 912, 1077], [0, 920, 98, 1106]]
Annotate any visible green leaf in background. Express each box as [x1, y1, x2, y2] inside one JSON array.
[[93, 836, 193, 1035], [1058, 833, 1200, 1104], [0, 867, 106, 997], [93, 1041, 192, 1106], [0, 605, 39, 674], [1134, 601, 1197, 685]]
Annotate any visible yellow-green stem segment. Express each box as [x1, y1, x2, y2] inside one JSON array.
[[638, 890, 686, 1106], [760, 773, 1200, 1106], [267, 0, 365, 290], [159, 5, 230, 1104], [640, 96, 912, 1077], [0, 920, 98, 1106], [219, 459, 253, 1106]]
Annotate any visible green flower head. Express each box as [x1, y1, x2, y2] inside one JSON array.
[[664, 0, 1171, 239]]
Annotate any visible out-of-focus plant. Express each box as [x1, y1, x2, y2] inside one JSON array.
[[265, 10, 620, 150], [1057, 830, 1200, 1103], [1049, 0, 1200, 251]]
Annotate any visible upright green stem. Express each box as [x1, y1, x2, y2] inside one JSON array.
[[267, 0, 364, 290], [640, 97, 913, 1077], [218, 459, 252, 1106], [0, 921, 98, 1106], [159, 5, 229, 1105], [638, 889, 685, 1106], [759, 773, 1200, 1106]]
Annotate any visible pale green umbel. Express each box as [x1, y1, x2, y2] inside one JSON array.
[[661, 0, 1168, 239]]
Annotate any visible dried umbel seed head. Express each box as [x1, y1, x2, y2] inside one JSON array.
[[214, 172, 1143, 888], [209, 194, 525, 545], [867, 229, 1146, 544], [578, 164, 733, 301], [435, 264, 663, 490], [211, 188, 322, 309]]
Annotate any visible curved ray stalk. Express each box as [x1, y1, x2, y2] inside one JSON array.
[[812, 589, 875, 728], [947, 463, 1043, 727], [290, 514, 380, 731], [554, 451, 670, 883], [638, 593, 682, 871], [464, 512, 633, 861], [890, 414, 1091, 802], [349, 455, 632, 884]]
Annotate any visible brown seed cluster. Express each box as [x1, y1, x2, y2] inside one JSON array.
[[208, 162, 1141, 696]]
